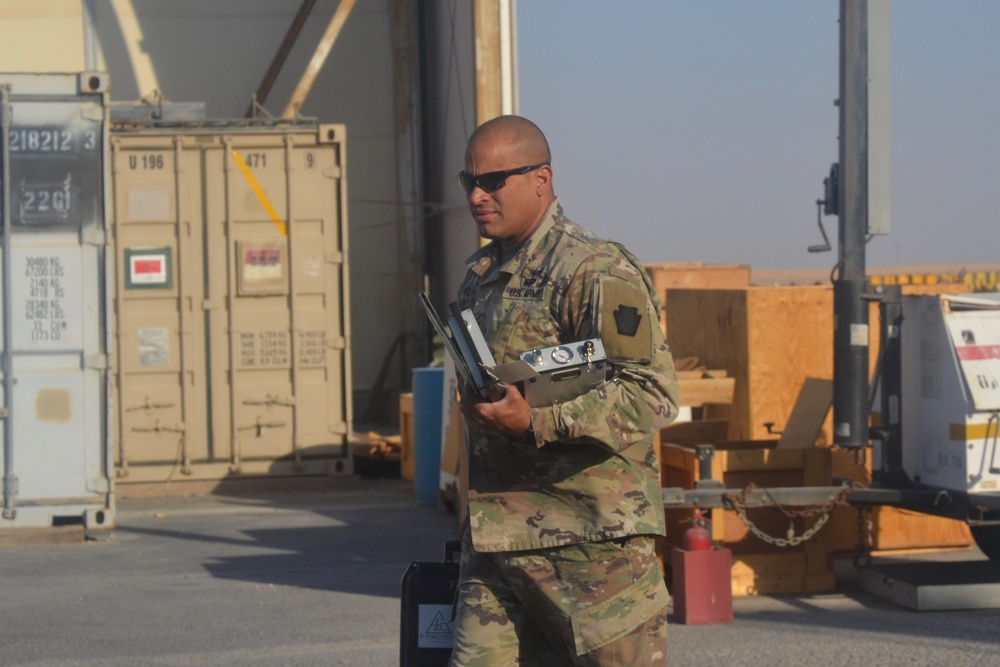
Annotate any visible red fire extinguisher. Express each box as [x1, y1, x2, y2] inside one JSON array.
[[683, 511, 712, 551]]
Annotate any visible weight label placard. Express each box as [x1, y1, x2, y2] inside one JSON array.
[[11, 250, 83, 350]]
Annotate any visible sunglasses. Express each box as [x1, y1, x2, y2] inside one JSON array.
[[456, 162, 549, 194]]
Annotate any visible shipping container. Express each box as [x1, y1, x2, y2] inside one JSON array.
[[0, 72, 114, 528], [110, 122, 352, 483]]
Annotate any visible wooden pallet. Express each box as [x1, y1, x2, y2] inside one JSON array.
[[350, 431, 402, 479]]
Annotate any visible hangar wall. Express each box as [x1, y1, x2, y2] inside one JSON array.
[[0, 0, 504, 421]]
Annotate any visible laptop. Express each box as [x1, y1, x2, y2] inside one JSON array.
[[419, 291, 500, 399]]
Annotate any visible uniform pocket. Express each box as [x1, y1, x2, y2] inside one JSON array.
[[568, 562, 669, 655]]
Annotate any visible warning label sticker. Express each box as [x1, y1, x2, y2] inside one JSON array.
[[237, 240, 287, 295], [417, 604, 455, 649], [125, 247, 172, 289], [132, 257, 166, 283]]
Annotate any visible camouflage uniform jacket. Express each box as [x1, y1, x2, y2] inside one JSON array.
[[457, 199, 680, 553]]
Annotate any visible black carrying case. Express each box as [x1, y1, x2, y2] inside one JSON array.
[[400, 540, 461, 666]]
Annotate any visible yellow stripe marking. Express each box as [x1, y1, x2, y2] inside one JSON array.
[[950, 422, 1000, 441], [231, 149, 287, 236]]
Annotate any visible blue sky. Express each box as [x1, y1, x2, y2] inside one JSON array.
[[517, 1, 1000, 269]]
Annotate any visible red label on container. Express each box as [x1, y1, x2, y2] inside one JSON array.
[[956, 345, 1000, 361], [134, 259, 163, 275], [244, 248, 282, 266]]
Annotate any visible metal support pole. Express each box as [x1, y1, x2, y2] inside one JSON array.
[[245, 0, 317, 118], [833, 278, 869, 447], [874, 284, 904, 486], [1, 85, 16, 519], [82, 0, 100, 71], [391, 0, 425, 402], [833, 0, 872, 448], [282, 0, 356, 118], [694, 444, 723, 489]]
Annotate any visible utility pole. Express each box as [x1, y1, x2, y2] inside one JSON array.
[[832, 0, 891, 448]]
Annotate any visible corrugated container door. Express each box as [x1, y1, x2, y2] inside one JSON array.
[[1, 72, 113, 528], [110, 134, 208, 476], [203, 126, 351, 475]]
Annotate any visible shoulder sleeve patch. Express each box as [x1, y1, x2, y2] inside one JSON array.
[[598, 277, 653, 362]]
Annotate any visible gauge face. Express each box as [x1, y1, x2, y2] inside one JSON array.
[[551, 346, 573, 364]]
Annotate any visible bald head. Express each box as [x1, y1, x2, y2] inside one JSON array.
[[462, 116, 556, 248], [467, 115, 551, 167]]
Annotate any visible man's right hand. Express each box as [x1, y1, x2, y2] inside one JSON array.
[[460, 382, 532, 438]]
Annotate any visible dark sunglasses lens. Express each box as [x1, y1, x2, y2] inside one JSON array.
[[458, 171, 505, 194], [477, 173, 506, 193], [456, 172, 472, 193]]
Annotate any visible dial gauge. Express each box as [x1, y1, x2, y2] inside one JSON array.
[[551, 346, 573, 364]]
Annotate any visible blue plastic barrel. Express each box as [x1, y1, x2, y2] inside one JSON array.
[[411, 367, 445, 505]]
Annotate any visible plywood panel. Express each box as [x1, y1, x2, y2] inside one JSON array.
[[676, 377, 735, 407], [746, 287, 833, 441], [645, 263, 751, 333], [665, 287, 834, 442], [665, 289, 750, 436], [776, 378, 833, 449]]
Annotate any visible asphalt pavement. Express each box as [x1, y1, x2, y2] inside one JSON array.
[[1, 476, 999, 666]]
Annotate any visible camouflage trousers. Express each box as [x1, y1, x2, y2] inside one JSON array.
[[449, 531, 669, 666]]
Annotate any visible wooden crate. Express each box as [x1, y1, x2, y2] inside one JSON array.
[[665, 287, 834, 443], [644, 262, 751, 333], [657, 440, 835, 596], [399, 392, 414, 481], [664, 283, 972, 443], [663, 284, 975, 554]]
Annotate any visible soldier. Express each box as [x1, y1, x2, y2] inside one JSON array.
[[449, 115, 680, 666]]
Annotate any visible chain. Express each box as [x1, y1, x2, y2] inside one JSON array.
[[724, 483, 861, 549], [730, 503, 831, 547]]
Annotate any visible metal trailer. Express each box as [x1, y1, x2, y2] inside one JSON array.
[[661, 288, 1000, 558], [0, 72, 115, 529], [867, 291, 1000, 554]]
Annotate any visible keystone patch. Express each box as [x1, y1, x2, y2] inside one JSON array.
[[613, 305, 642, 336]]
